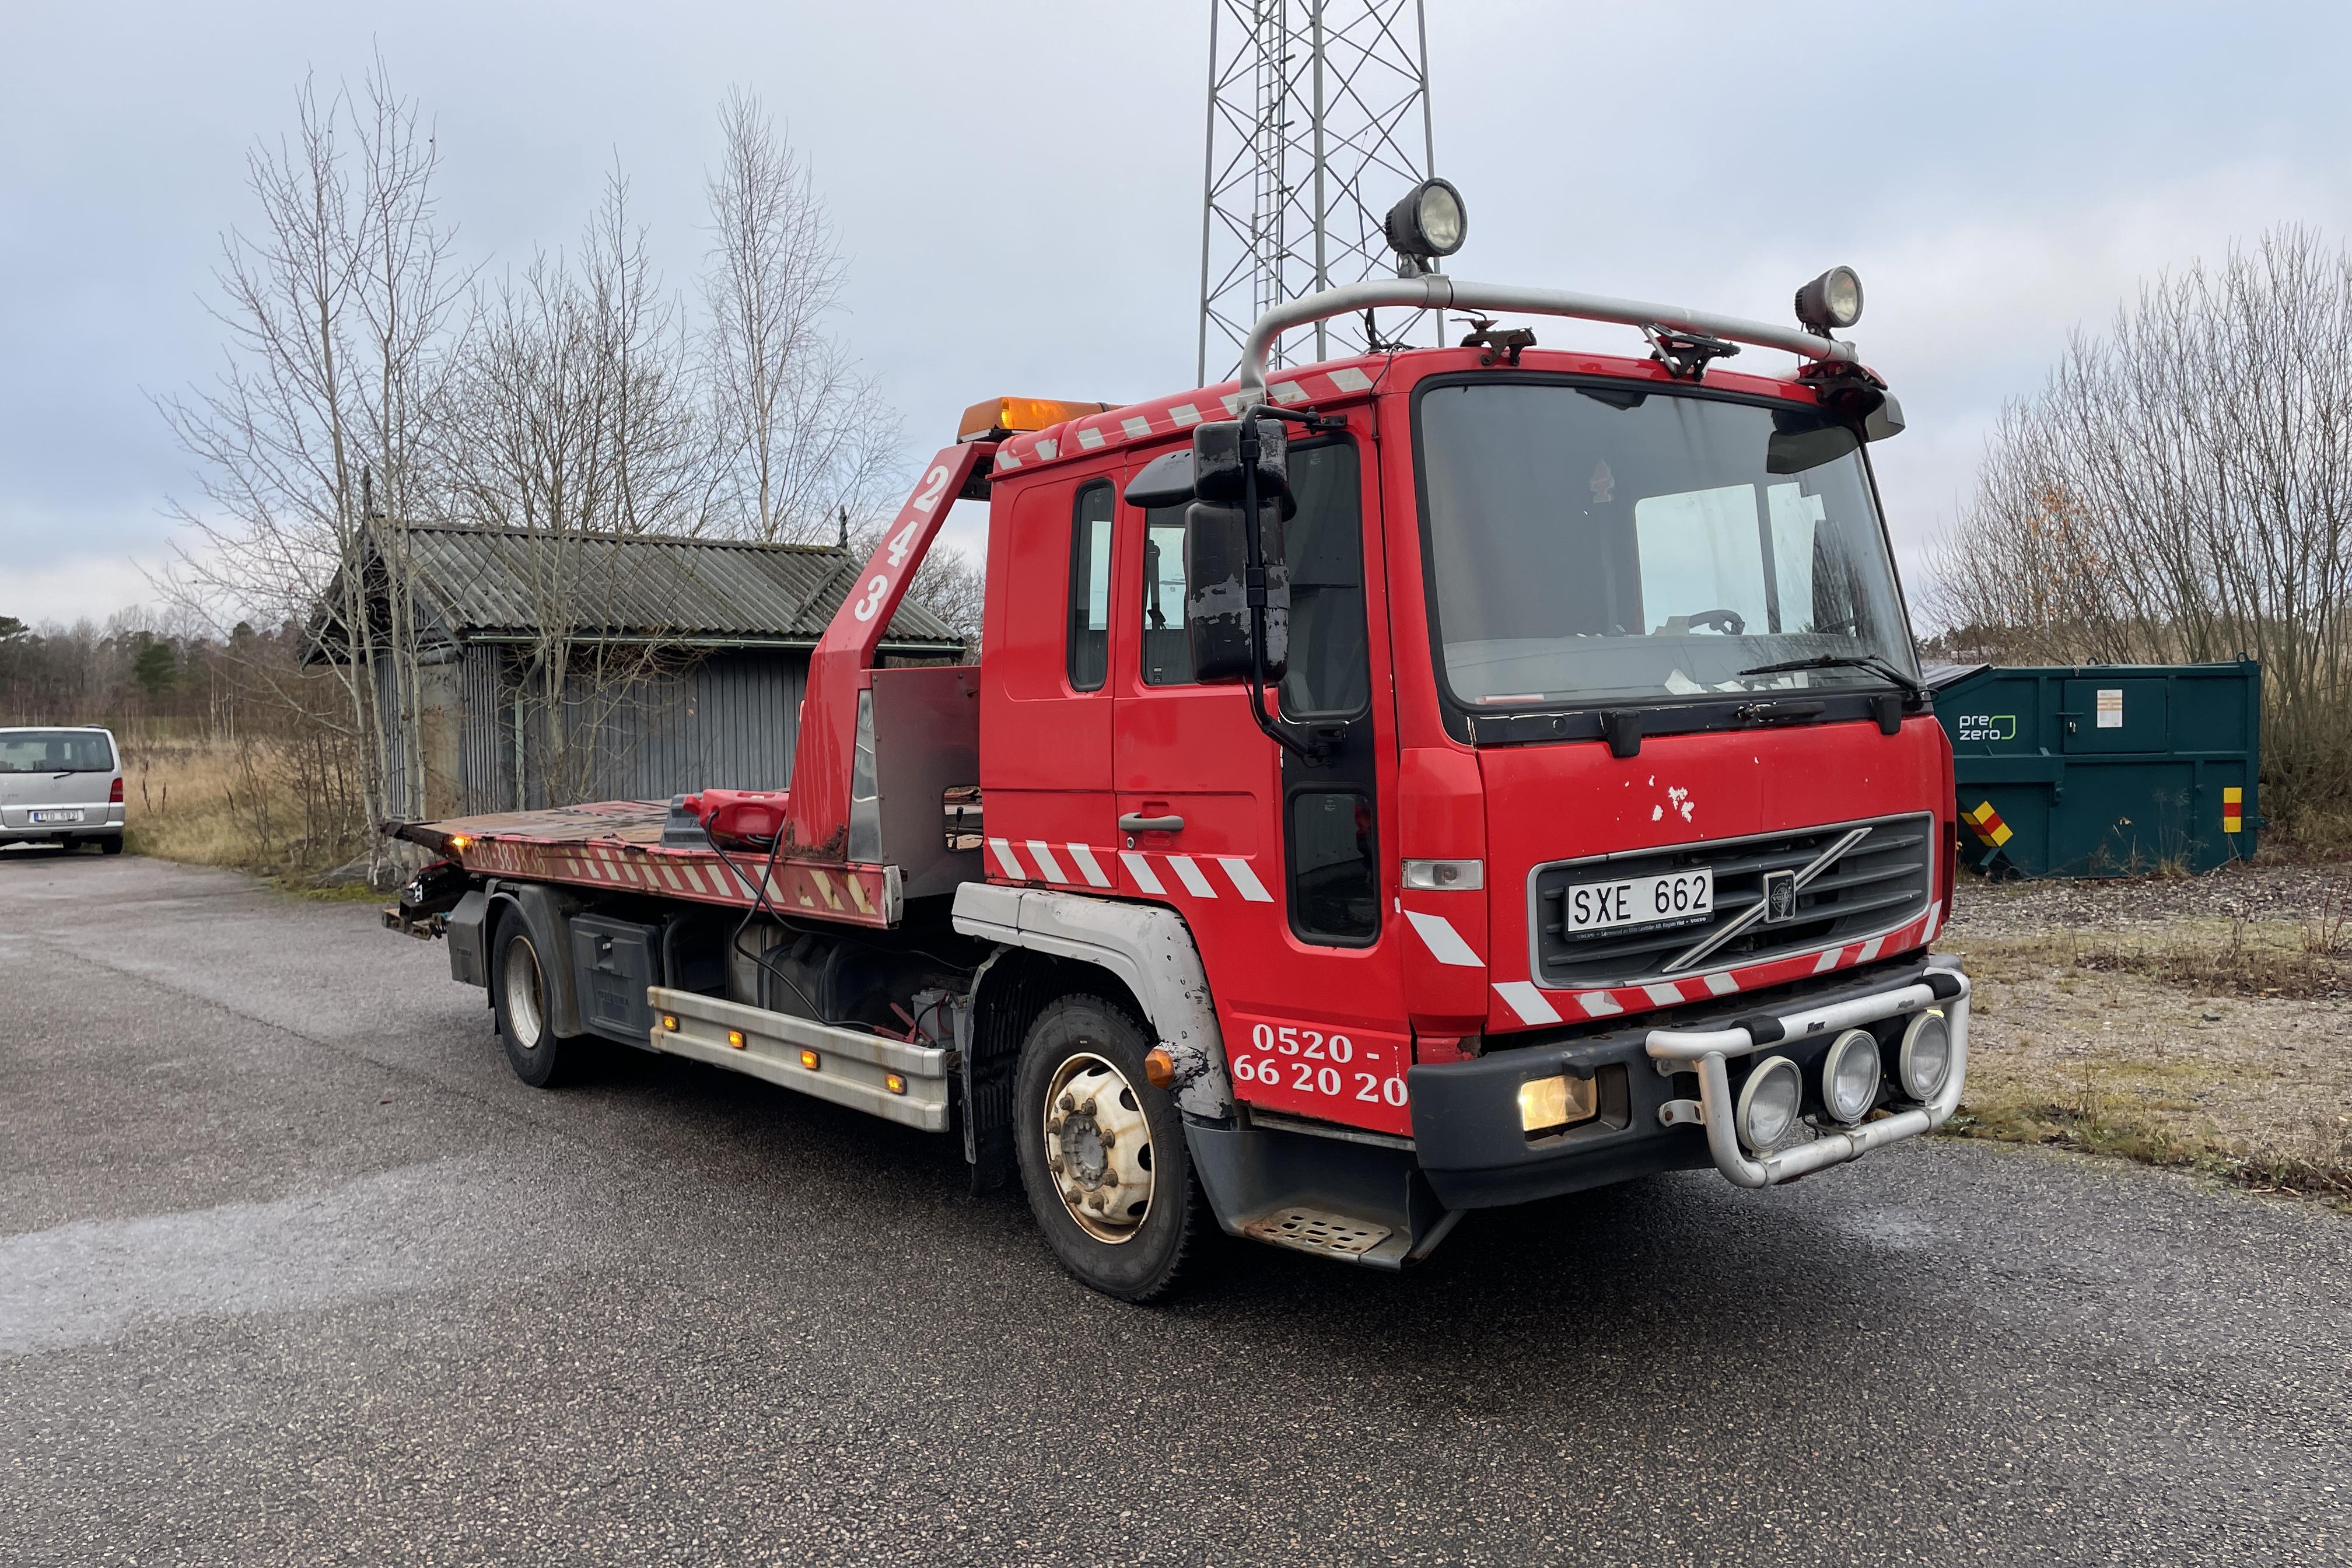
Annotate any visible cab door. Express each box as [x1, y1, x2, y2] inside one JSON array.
[[1111, 432, 1413, 1135]]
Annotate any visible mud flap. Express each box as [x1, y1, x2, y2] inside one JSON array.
[[1182, 1117, 1458, 1270]]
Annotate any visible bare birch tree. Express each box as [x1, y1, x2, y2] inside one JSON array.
[[1927, 226, 2352, 823], [702, 89, 901, 542], [155, 57, 464, 875]]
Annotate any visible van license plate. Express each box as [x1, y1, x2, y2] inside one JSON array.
[[29, 810, 85, 824], [1562, 869, 1713, 935]]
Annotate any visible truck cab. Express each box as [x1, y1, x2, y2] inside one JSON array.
[[394, 252, 1969, 1301], [962, 295, 1962, 1277]]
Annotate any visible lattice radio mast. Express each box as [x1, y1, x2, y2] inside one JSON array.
[[1196, 0, 1440, 384]]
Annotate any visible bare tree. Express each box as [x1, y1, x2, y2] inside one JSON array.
[[1928, 226, 2352, 824], [702, 89, 901, 542], [154, 57, 465, 874], [443, 167, 713, 804]]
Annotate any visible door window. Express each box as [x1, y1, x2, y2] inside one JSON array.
[[1068, 482, 1113, 691], [1141, 510, 1192, 685], [1289, 789, 1378, 942]]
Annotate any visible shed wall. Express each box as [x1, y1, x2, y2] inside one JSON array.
[[435, 645, 807, 814]]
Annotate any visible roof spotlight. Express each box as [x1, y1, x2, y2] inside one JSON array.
[[1385, 178, 1468, 272], [1794, 265, 1865, 334]]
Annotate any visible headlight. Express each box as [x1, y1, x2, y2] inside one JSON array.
[[1898, 1010, 1952, 1100], [1821, 1028, 1882, 1125], [1735, 1055, 1803, 1152], [1793, 265, 1864, 331]]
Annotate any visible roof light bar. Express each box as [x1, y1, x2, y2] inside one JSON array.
[[957, 396, 1114, 443]]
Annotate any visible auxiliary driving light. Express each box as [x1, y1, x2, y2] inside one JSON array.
[[1821, 1028, 1883, 1125], [1518, 1072, 1598, 1134], [1793, 265, 1864, 332], [1898, 1010, 1952, 1101], [1735, 1055, 1804, 1152], [1384, 177, 1468, 264]]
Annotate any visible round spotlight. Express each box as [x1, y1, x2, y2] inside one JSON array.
[[1794, 265, 1865, 332], [1384, 177, 1468, 261], [1821, 1028, 1884, 1125], [1898, 1010, 1952, 1101], [1735, 1055, 1804, 1153]]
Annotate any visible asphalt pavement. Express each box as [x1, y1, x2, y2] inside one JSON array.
[[3, 851, 2347, 1566]]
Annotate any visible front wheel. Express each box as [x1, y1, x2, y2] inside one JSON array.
[[1013, 996, 1206, 1301], [492, 922, 580, 1088]]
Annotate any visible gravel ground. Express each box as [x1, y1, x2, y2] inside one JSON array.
[[5, 852, 2352, 1566], [1949, 856, 2352, 939]]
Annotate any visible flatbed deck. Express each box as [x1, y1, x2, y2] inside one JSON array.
[[394, 802, 900, 928]]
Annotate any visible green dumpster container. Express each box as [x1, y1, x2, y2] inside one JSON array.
[[1926, 660, 2260, 877]]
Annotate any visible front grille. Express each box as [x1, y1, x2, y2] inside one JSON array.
[[1528, 813, 1933, 988]]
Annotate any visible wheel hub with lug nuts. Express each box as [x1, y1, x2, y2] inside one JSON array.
[[1042, 1051, 1155, 1243]]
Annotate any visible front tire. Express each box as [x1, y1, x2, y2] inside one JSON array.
[[1013, 995, 1205, 1301], [492, 921, 579, 1088]]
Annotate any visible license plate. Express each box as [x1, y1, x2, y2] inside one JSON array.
[[29, 810, 85, 824], [1562, 868, 1713, 936]]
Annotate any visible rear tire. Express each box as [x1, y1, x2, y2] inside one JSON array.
[[1013, 995, 1205, 1302], [492, 919, 579, 1088], [97, 835, 124, 855]]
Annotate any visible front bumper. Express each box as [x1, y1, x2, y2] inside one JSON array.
[[1408, 953, 1965, 1207], [1646, 964, 1968, 1188]]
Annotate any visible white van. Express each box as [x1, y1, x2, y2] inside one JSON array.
[[0, 727, 126, 853]]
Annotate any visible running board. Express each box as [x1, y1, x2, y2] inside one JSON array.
[[1184, 1118, 1459, 1270], [645, 987, 951, 1133]]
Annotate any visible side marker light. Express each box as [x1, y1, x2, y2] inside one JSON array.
[[660, 1014, 680, 1032], [799, 1048, 821, 1071], [884, 1072, 908, 1096], [1143, 1048, 1176, 1089], [726, 1029, 746, 1050]]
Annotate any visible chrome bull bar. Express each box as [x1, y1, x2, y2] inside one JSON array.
[[1643, 968, 1970, 1189]]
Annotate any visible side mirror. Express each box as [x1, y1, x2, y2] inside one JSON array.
[[1192, 417, 1289, 504], [1185, 501, 1288, 683], [1123, 447, 1195, 509]]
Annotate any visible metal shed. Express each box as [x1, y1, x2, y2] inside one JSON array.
[[1927, 660, 2261, 877], [312, 524, 965, 818]]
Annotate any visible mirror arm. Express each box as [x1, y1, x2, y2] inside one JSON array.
[[1239, 422, 1328, 766]]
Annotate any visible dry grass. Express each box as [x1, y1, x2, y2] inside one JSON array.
[[1941, 925, 2352, 1209], [1980, 916, 2352, 1002], [120, 737, 367, 883]]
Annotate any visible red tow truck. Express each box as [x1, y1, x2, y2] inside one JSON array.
[[390, 185, 1971, 1298]]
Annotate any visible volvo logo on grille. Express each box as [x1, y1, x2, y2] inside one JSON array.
[[1762, 869, 1798, 923]]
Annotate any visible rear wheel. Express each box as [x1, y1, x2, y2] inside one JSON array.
[[492, 920, 579, 1087], [1013, 995, 1205, 1301], [97, 834, 123, 855]]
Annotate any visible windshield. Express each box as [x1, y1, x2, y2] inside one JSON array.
[[1416, 379, 1916, 710], [0, 730, 116, 774]]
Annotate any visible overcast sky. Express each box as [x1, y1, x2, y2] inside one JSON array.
[[5, 1, 2351, 630]]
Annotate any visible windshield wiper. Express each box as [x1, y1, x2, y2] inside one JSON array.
[[1736, 653, 1925, 705]]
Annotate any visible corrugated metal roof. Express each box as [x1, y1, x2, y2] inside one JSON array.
[[386, 524, 963, 650]]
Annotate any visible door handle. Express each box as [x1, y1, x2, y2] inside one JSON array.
[[1118, 813, 1185, 833]]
